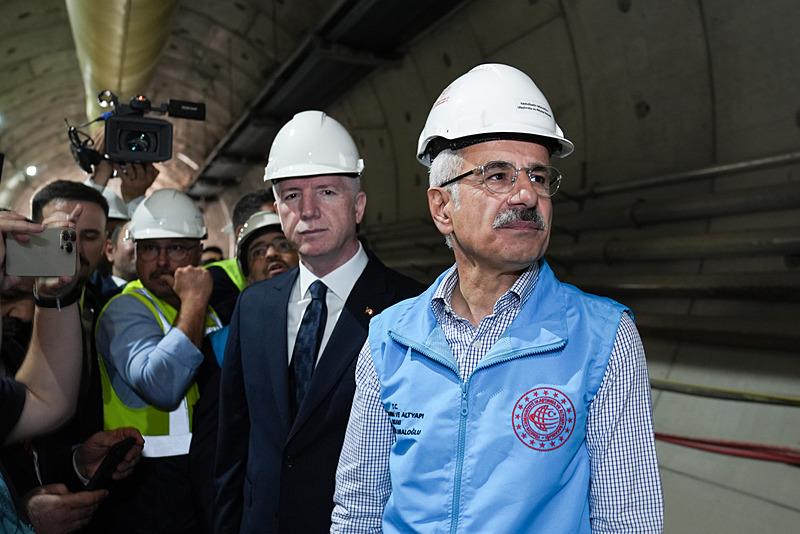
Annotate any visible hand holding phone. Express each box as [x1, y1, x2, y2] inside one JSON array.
[[4, 227, 77, 277], [0, 209, 45, 287], [84, 437, 138, 491]]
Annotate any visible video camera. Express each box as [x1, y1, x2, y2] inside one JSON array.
[[68, 90, 205, 173]]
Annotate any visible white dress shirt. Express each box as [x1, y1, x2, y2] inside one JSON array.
[[286, 242, 369, 364]]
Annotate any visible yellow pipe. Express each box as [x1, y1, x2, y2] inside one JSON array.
[[65, 0, 178, 121]]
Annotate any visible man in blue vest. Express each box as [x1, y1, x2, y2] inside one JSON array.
[[96, 189, 219, 533], [332, 64, 664, 533]]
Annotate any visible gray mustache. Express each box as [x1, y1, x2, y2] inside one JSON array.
[[492, 208, 546, 230]]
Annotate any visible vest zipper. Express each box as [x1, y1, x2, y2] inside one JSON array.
[[450, 382, 468, 534], [449, 341, 566, 533]]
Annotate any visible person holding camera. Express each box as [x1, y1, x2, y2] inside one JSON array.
[[25, 182, 111, 489], [0, 207, 143, 533], [0, 207, 83, 444], [95, 189, 220, 534], [74, 127, 159, 215], [9, 186, 145, 533]]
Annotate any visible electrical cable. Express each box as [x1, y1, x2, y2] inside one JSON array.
[[650, 378, 800, 407]]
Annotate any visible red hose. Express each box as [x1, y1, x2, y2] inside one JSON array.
[[655, 432, 800, 465]]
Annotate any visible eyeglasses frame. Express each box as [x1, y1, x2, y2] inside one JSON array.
[[438, 160, 562, 197]]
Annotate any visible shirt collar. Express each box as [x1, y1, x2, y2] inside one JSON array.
[[431, 261, 540, 320], [298, 241, 369, 300]]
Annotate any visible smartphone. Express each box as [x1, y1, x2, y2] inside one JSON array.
[[85, 437, 137, 491], [5, 227, 77, 277]]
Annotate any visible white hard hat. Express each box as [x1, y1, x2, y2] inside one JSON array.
[[417, 63, 574, 167], [129, 189, 206, 240], [102, 188, 129, 221], [264, 110, 364, 182], [236, 211, 283, 275]]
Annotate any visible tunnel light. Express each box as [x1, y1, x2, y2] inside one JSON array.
[[25, 165, 37, 177]]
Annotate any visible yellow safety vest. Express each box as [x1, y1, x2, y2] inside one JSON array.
[[97, 280, 221, 457], [206, 257, 246, 292]]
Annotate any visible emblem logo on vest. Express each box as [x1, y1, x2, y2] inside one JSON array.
[[512, 387, 575, 451]]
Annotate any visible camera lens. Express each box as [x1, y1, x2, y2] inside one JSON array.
[[61, 230, 70, 241], [64, 242, 74, 253], [122, 131, 154, 153]]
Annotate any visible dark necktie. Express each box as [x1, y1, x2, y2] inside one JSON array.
[[289, 280, 328, 418]]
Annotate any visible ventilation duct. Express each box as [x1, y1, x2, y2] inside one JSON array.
[[66, 0, 178, 121]]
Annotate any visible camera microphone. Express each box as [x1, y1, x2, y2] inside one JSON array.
[[167, 100, 206, 121]]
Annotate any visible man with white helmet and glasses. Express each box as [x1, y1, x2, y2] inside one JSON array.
[[96, 189, 221, 533], [237, 211, 299, 286], [332, 64, 663, 532], [214, 111, 423, 534]]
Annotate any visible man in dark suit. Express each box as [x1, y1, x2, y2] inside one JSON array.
[[214, 111, 423, 534]]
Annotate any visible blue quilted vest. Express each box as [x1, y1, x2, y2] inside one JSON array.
[[367, 261, 628, 533]]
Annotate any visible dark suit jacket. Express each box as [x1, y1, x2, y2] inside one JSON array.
[[214, 254, 423, 534]]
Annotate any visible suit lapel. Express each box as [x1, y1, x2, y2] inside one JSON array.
[[261, 269, 297, 432], [288, 258, 387, 440]]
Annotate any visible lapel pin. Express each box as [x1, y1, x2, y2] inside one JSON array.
[[364, 306, 374, 317]]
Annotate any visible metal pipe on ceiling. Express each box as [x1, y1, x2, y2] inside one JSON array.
[[65, 0, 178, 121], [567, 150, 800, 200], [548, 227, 800, 263], [556, 181, 800, 233]]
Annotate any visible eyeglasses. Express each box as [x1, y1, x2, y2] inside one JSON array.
[[247, 238, 293, 262], [136, 242, 199, 262], [439, 160, 562, 197]]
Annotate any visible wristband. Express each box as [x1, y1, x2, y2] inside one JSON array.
[[33, 283, 81, 310]]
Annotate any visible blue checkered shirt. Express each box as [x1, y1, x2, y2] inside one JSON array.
[[332, 263, 664, 533]]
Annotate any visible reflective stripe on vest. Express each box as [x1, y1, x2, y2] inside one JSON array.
[[98, 280, 221, 458]]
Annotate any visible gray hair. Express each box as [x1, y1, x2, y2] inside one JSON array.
[[272, 175, 362, 202], [428, 149, 465, 248]]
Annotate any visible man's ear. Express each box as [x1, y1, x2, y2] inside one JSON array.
[[104, 238, 115, 263], [427, 187, 453, 237], [354, 191, 367, 225]]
